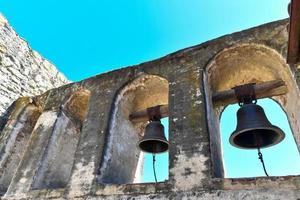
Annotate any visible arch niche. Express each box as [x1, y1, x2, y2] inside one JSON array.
[[204, 44, 300, 178], [98, 74, 169, 184]]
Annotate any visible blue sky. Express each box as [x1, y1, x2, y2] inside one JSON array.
[[1, 0, 298, 182], [0, 0, 290, 81]]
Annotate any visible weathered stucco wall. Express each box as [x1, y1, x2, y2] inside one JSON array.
[[0, 18, 299, 199], [0, 13, 69, 130]]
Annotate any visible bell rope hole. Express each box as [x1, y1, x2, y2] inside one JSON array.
[[220, 98, 300, 178], [97, 75, 169, 184]]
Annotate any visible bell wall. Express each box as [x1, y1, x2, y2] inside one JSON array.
[[0, 18, 299, 199]]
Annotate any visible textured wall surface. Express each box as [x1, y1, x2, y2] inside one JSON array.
[[0, 14, 69, 128], [0, 17, 299, 200]]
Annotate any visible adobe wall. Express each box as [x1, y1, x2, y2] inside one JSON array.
[[0, 18, 299, 199]]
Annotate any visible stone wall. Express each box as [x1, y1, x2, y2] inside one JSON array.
[[0, 18, 299, 200], [0, 14, 69, 129]]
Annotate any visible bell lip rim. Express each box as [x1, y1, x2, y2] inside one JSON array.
[[229, 126, 285, 150], [137, 138, 169, 154]]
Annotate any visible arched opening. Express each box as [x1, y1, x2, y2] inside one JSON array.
[[0, 98, 41, 194], [220, 98, 300, 177], [98, 74, 169, 184], [204, 44, 300, 178], [32, 89, 90, 189]]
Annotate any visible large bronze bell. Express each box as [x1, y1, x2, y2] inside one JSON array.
[[138, 120, 169, 154], [229, 103, 285, 149]]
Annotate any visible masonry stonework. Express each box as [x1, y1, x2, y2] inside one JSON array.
[[0, 16, 299, 199], [0, 14, 69, 130]]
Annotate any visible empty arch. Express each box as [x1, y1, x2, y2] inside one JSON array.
[[0, 98, 41, 194], [32, 89, 91, 189]]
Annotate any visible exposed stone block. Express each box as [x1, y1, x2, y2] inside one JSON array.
[[0, 13, 69, 129]]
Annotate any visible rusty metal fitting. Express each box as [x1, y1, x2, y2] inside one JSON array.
[[232, 83, 257, 106], [147, 105, 162, 121]]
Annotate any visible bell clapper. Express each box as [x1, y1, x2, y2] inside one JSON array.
[[152, 154, 158, 183], [257, 148, 269, 177]]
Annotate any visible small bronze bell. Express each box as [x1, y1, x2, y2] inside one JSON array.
[[229, 103, 285, 149], [138, 120, 169, 154]]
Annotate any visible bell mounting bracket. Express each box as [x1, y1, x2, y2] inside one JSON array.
[[147, 105, 162, 121], [232, 83, 257, 106]]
